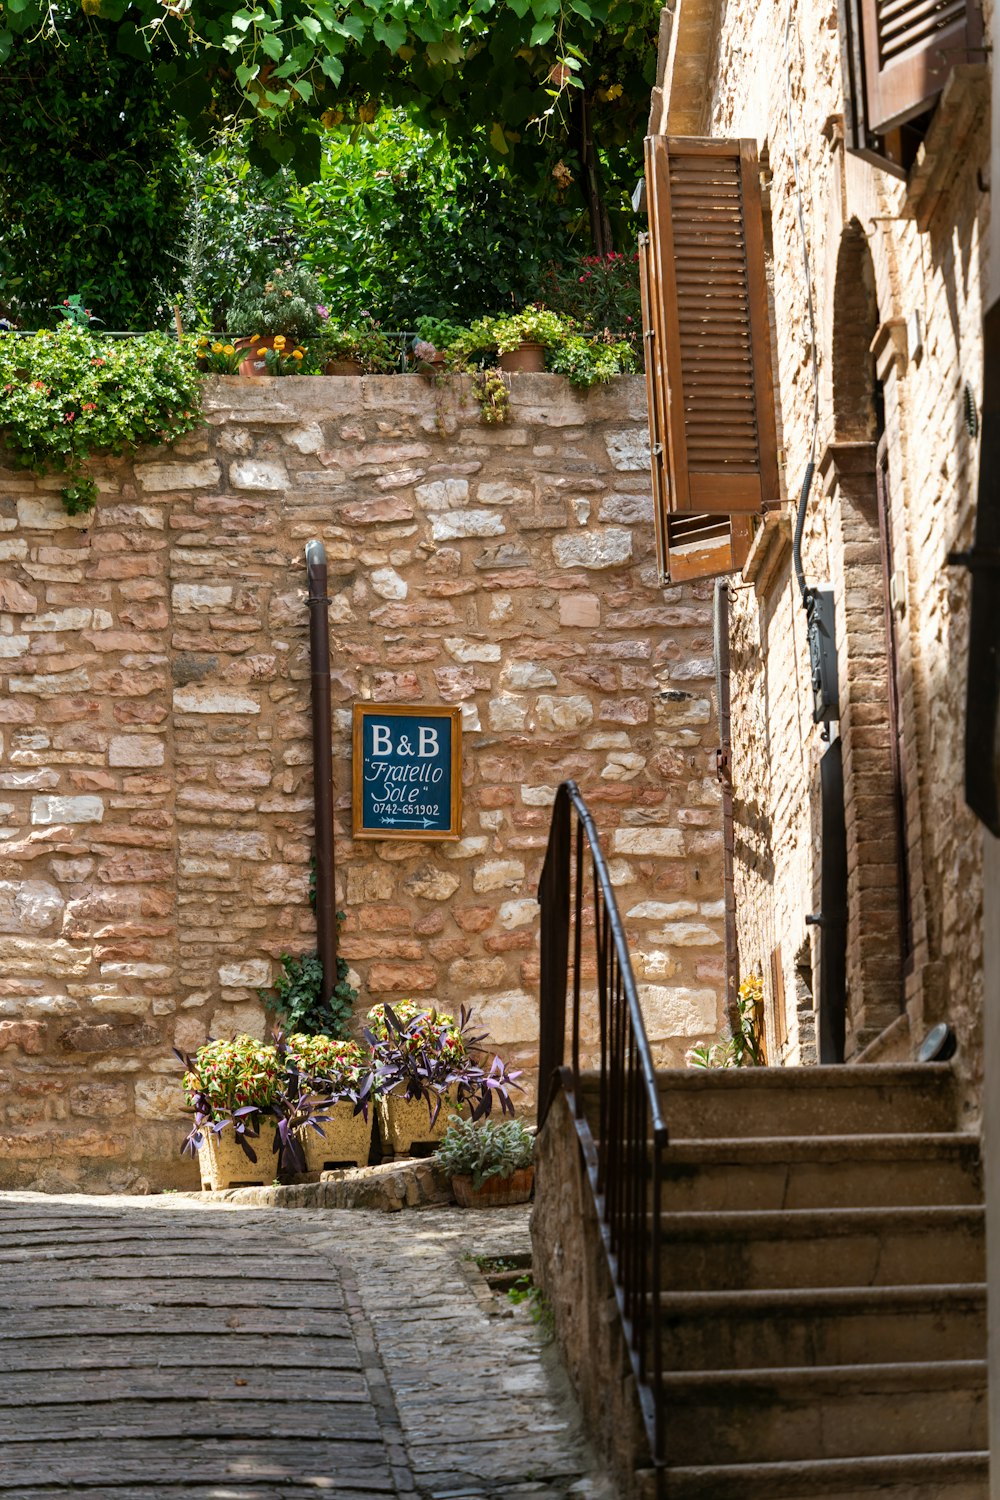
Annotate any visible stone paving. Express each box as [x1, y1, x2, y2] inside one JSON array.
[[0, 1192, 610, 1500]]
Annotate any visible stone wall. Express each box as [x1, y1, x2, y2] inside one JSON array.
[[0, 373, 725, 1191], [659, 2, 990, 1098]]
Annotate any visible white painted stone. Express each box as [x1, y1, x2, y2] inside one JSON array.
[[0, 769, 58, 789], [135, 460, 221, 492], [218, 959, 272, 988], [552, 528, 632, 570], [573, 498, 592, 525], [461, 703, 482, 732], [498, 899, 539, 931], [599, 491, 656, 524], [626, 901, 699, 920], [92, 610, 114, 629], [520, 785, 557, 806], [403, 867, 461, 901], [639, 985, 719, 1039], [0, 539, 28, 560], [607, 859, 636, 886], [0, 879, 64, 933], [415, 478, 469, 510], [470, 990, 538, 1044], [654, 922, 722, 946], [442, 836, 490, 859], [0, 636, 29, 658], [605, 429, 651, 472], [488, 696, 528, 731], [634, 951, 679, 981], [16, 498, 92, 530], [10, 666, 91, 697], [30, 795, 104, 825], [370, 567, 408, 601], [535, 695, 594, 732], [24, 608, 93, 633], [501, 662, 558, 689], [100, 962, 174, 979], [229, 459, 289, 491], [477, 482, 532, 505], [171, 584, 233, 612], [173, 687, 260, 715], [612, 828, 685, 858], [444, 638, 502, 663], [473, 859, 526, 894], [108, 735, 165, 768], [283, 423, 324, 454], [601, 751, 646, 781], [431, 510, 505, 541]]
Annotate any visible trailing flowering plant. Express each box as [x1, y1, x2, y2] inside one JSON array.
[[0, 323, 202, 515], [364, 1002, 522, 1126]]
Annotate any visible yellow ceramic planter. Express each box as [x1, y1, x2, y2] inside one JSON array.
[[301, 1102, 373, 1172], [198, 1124, 279, 1191]]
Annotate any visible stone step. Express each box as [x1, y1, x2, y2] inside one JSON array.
[[660, 1133, 981, 1212], [659, 1360, 987, 1466], [580, 1064, 958, 1139], [657, 1205, 985, 1291], [661, 1450, 989, 1500], [659, 1283, 987, 1370]]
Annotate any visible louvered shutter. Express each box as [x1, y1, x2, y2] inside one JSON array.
[[858, 0, 981, 133], [639, 230, 755, 586], [643, 136, 779, 517]]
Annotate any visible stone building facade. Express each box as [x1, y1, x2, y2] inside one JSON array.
[[0, 374, 725, 1191], [650, 0, 990, 1100]]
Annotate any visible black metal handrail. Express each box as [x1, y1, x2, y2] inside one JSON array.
[[537, 780, 668, 1468]]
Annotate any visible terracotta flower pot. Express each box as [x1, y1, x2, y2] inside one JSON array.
[[324, 358, 364, 376], [237, 336, 278, 378], [451, 1167, 535, 1208], [301, 1102, 374, 1173], [499, 341, 546, 373], [198, 1123, 280, 1191]]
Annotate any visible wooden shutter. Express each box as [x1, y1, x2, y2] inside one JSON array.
[[859, 0, 981, 132], [643, 136, 779, 517], [640, 232, 754, 586]]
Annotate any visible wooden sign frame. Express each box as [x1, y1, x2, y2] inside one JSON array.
[[352, 703, 463, 842]]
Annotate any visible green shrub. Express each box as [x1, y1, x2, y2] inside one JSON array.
[[0, 324, 202, 514], [262, 949, 357, 1039]]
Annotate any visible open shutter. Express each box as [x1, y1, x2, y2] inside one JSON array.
[[640, 232, 755, 586], [643, 136, 779, 517], [859, 0, 981, 132]]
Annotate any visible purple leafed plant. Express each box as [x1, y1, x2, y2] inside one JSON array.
[[363, 1004, 523, 1127]]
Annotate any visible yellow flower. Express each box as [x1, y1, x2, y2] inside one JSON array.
[[212, 343, 224, 353], [250, 334, 261, 344], [606, 82, 623, 100], [223, 345, 235, 356], [273, 335, 287, 348], [292, 349, 304, 360]]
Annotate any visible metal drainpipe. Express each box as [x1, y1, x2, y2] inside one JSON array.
[[305, 540, 337, 1006]]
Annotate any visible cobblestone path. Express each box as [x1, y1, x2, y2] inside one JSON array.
[[0, 1195, 605, 1500]]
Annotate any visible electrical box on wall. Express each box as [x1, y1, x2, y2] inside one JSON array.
[[807, 589, 839, 724]]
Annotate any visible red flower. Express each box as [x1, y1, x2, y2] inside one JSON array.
[[63, 412, 75, 423]]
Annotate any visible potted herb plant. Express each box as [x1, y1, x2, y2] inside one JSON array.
[[319, 316, 397, 375], [453, 308, 567, 373], [286, 1034, 373, 1171], [176, 1034, 284, 1190], [436, 1115, 535, 1207], [228, 264, 325, 376], [364, 1002, 523, 1157]]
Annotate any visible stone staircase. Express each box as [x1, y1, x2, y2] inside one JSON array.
[[583, 1064, 987, 1498]]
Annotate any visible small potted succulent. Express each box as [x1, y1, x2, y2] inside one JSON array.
[[365, 1001, 523, 1157], [436, 1115, 535, 1207], [228, 264, 325, 376], [176, 1034, 284, 1190], [286, 1034, 373, 1171]]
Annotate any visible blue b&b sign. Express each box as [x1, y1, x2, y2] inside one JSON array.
[[352, 704, 463, 841]]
